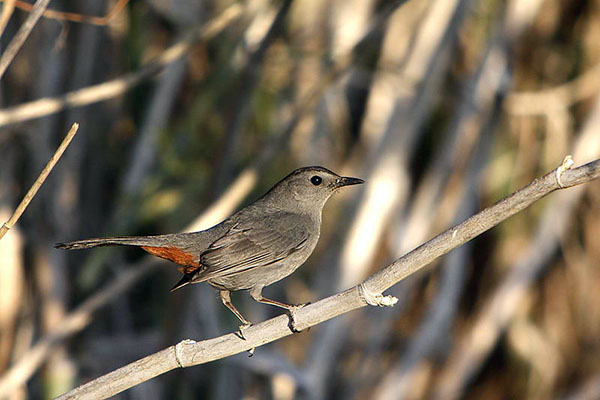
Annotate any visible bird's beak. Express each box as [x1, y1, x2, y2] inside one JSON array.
[[333, 176, 365, 188]]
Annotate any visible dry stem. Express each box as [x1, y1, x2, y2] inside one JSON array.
[[0, 123, 79, 240]]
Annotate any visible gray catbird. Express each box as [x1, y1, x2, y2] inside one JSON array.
[[56, 166, 363, 335]]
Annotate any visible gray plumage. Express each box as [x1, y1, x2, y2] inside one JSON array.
[[56, 166, 364, 333]]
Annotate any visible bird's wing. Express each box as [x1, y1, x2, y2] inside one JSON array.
[[196, 212, 310, 281]]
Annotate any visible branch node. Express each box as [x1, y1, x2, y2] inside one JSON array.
[[358, 283, 398, 307], [174, 339, 196, 368], [555, 155, 574, 188]]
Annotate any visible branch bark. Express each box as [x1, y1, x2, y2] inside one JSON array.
[[56, 157, 600, 400]]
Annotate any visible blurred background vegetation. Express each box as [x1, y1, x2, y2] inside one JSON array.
[[0, 0, 600, 398]]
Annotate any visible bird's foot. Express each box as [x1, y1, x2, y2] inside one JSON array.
[[236, 322, 252, 340], [235, 323, 255, 355], [287, 302, 310, 333]]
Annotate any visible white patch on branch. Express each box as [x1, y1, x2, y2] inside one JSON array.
[[175, 339, 196, 368], [358, 283, 399, 307], [555, 155, 574, 188]]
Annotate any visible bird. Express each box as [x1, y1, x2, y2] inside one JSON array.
[[55, 166, 364, 336]]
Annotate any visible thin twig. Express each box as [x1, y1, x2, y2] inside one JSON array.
[[1, 0, 129, 25], [0, 123, 79, 240], [0, 3, 244, 127], [55, 159, 600, 400], [0, 0, 50, 80]]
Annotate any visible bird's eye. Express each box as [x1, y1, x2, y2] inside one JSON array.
[[310, 176, 322, 186]]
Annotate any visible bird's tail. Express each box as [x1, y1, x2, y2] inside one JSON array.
[[55, 236, 165, 250]]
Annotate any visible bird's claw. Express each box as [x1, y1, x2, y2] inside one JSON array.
[[237, 322, 252, 340], [235, 323, 255, 355], [288, 302, 310, 333]]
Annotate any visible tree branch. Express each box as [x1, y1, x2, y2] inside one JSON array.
[[56, 157, 600, 400], [0, 123, 79, 240]]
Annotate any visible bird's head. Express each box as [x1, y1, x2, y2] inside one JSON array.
[[264, 166, 364, 213]]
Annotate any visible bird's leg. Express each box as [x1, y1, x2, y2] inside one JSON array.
[[249, 287, 307, 333], [219, 290, 252, 340]]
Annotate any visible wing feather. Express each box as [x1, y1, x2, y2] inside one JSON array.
[[197, 212, 310, 281]]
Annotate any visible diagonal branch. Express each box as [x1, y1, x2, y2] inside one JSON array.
[[0, 3, 243, 127], [55, 157, 600, 400], [0, 123, 79, 240]]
